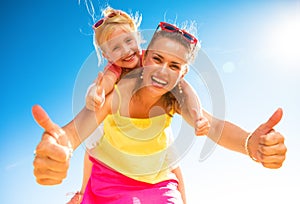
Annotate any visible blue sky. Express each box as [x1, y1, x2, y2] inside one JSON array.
[[1, 0, 300, 203]]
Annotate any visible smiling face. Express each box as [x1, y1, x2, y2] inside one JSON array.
[[142, 37, 189, 95], [102, 25, 140, 69]]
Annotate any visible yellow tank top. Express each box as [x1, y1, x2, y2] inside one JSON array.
[[91, 86, 177, 184]]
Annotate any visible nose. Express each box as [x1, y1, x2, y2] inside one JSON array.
[[121, 44, 131, 56], [158, 62, 168, 74]]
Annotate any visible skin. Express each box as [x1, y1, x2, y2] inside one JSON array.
[[32, 36, 286, 187], [86, 29, 192, 204], [86, 26, 141, 110], [86, 27, 191, 203], [102, 26, 140, 69]]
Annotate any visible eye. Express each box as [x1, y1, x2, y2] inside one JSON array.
[[170, 65, 180, 70], [153, 56, 162, 63], [126, 38, 133, 43], [112, 46, 120, 51]]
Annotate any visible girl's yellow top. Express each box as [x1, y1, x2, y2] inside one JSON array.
[[91, 86, 178, 184]]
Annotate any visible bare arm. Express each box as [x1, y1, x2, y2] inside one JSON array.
[[32, 93, 113, 185], [202, 110, 248, 154], [179, 79, 201, 126], [86, 70, 118, 111], [172, 167, 186, 204], [201, 108, 287, 168], [177, 79, 210, 136], [62, 107, 109, 150], [101, 69, 119, 95]]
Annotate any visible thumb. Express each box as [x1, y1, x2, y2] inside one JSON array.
[[32, 104, 73, 159], [32, 104, 59, 132], [191, 108, 203, 126], [256, 107, 283, 134], [32, 105, 71, 147]]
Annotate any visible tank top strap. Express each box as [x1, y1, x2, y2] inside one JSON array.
[[114, 84, 122, 113]]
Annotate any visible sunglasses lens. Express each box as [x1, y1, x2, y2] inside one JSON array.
[[183, 33, 194, 42], [107, 12, 117, 18], [163, 24, 177, 31], [94, 12, 121, 29], [94, 19, 104, 28]]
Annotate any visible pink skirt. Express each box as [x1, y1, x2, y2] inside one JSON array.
[[81, 156, 183, 204]]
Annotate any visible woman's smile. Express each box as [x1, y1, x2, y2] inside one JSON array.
[[151, 75, 168, 88]]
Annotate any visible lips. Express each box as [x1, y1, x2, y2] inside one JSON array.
[[122, 53, 136, 62], [151, 76, 168, 88]]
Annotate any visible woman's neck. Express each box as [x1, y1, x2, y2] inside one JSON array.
[[134, 87, 161, 106], [129, 87, 165, 118]]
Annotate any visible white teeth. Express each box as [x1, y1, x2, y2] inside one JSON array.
[[152, 76, 167, 85], [123, 54, 135, 61]]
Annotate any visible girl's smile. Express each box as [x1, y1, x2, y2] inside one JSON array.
[[103, 26, 140, 68]]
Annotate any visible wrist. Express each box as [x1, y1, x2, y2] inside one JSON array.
[[244, 133, 259, 162]]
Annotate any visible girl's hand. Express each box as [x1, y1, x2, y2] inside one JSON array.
[[85, 72, 105, 111], [192, 109, 210, 136]]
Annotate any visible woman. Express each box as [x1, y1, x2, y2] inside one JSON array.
[[32, 22, 287, 203]]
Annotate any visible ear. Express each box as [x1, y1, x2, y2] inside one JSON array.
[[141, 50, 147, 66]]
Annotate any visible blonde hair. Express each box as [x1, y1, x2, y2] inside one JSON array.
[[93, 7, 142, 65]]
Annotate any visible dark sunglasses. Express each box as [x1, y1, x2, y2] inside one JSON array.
[[93, 10, 127, 30], [156, 22, 198, 45]]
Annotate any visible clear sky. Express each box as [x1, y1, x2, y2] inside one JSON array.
[[1, 0, 299, 203]]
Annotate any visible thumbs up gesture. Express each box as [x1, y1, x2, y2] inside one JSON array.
[[191, 108, 210, 136], [32, 105, 73, 185], [246, 108, 287, 169], [85, 72, 106, 111]]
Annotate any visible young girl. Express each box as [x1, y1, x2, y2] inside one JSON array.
[[68, 7, 208, 204]]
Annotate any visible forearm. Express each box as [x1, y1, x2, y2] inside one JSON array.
[[62, 108, 100, 150], [180, 79, 202, 126], [102, 70, 118, 95], [219, 120, 249, 154], [204, 110, 249, 154]]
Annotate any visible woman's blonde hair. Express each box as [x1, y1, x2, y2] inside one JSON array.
[[93, 7, 142, 65]]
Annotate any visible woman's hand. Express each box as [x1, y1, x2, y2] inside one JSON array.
[[32, 105, 73, 185], [247, 108, 287, 169]]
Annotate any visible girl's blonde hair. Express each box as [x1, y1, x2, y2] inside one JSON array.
[[93, 7, 142, 65]]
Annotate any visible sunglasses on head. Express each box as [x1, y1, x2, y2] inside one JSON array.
[[156, 22, 198, 45], [93, 10, 127, 30]]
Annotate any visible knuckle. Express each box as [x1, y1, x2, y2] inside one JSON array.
[[259, 153, 266, 161], [33, 158, 39, 168], [282, 145, 287, 154], [259, 146, 266, 154], [62, 171, 68, 179], [62, 162, 70, 172], [33, 168, 39, 177], [36, 178, 44, 185]]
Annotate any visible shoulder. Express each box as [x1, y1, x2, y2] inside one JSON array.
[[105, 63, 122, 79]]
